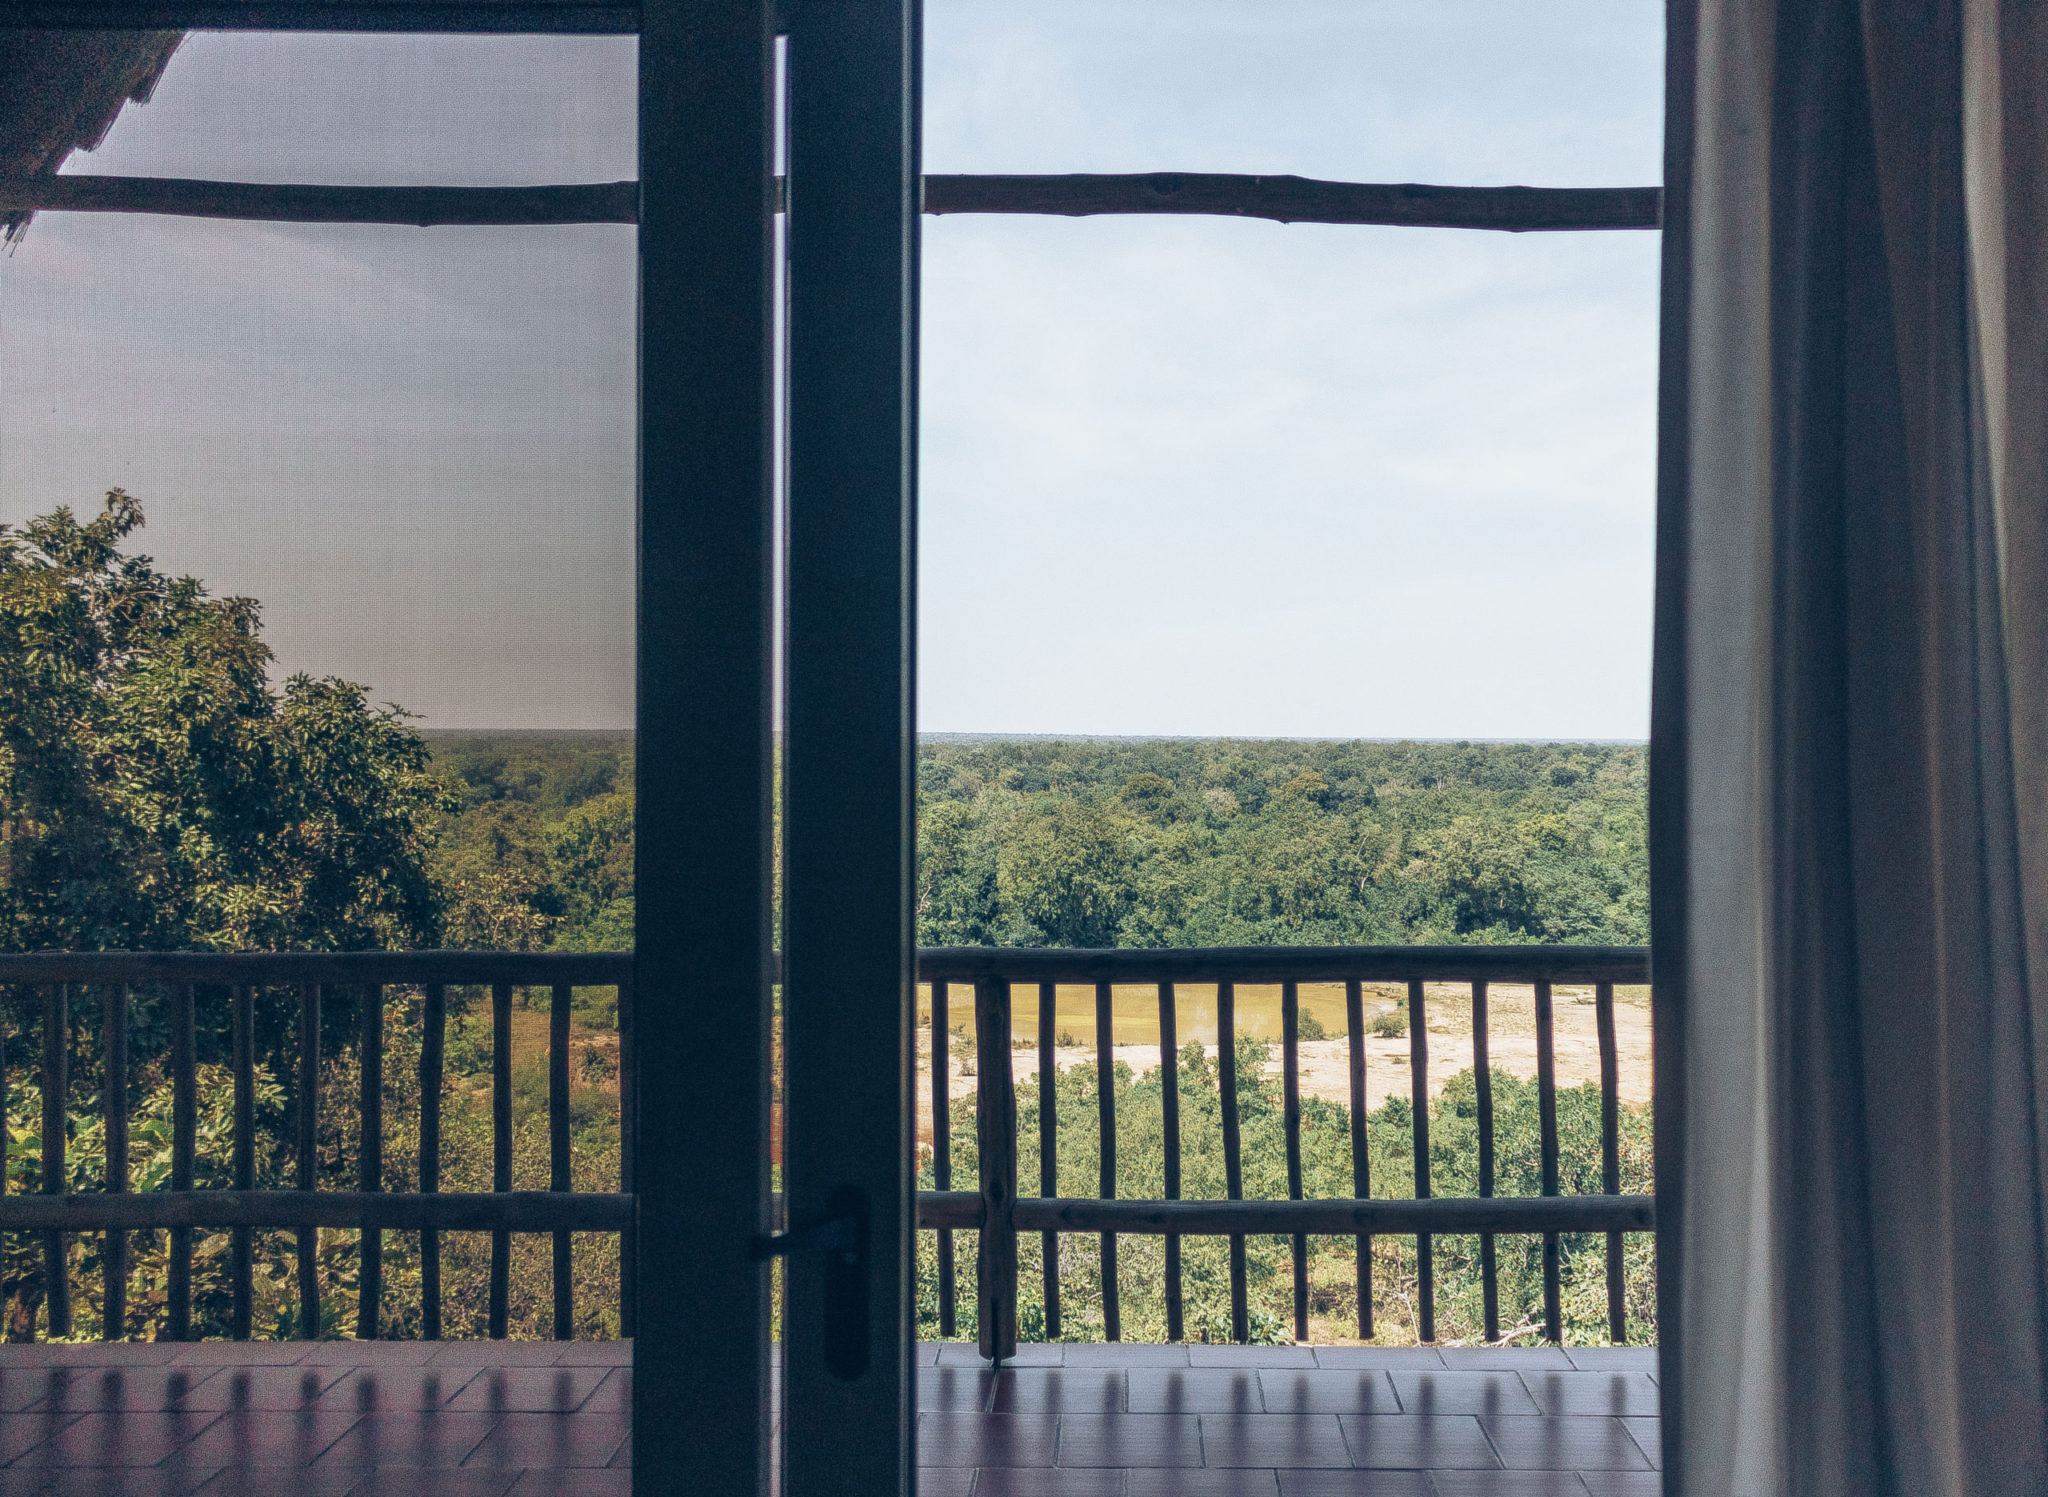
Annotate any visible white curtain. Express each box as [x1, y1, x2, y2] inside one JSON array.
[[1657, 2, 2048, 1493]]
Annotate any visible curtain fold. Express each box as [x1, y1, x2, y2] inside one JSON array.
[[1656, 2, 2048, 1493]]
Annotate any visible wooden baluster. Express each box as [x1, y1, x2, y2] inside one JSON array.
[[42, 983, 69, 1338], [1218, 981, 1247, 1343], [1407, 978, 1433, 1343], [1095, 979, 1118, 1341], [1158, 980, 1183, 1342], [1036, 980, 1059, 1339], [1596, 981, 1624, 1343], [1473, 981, 1499, 1342], [420, 983, 444, 1341], [551, 981, 574, 1340], [297, 984, 322, 1338], [1344, 980, 1372, 1339], [1277, 982, 1310, 1343], [359, 984, 384, 1339], [231, 984, 253, 1340], [1282, 980, 1307, 1342], [101, 984, 128, 1340], [490, 981, 512, 1339], [975, 978, 1017, 1366], [931, 981, 954, 1339], [1536, 979, 1561, 1343], [169, 984, 196, 1340]]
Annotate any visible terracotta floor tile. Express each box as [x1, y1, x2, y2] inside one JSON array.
[[1258, 1371, 1401, 1415], [1126, 1369, 1262, 1415], [1386, 1372, 1542, 1418], [1064, 1345, 1188, 1368], [162, 1347, 308, 1369], [1478, 1416, 1652, 1471], [1563, 1348, 1657, 1374], [552, 1343, 631, 1368], [292, 1344, 436, 1368], [580, 1367, 630, 1412], [4, 1410, 223, 1468], [1129, 1473, 1285, 1497], [179, 1367, 355, 1412], [918, 1367, 996, 1413], [1199, 1414, 1352, 1468], [988, 1369, 1125, 1413], [330, 1474, 518, 1497], [1274, 1474, 1435, 1496], [0, 1372, 69, 1414], [1517, 1372, 1661, 1418], [2, 1347, 177, 1369], [316, 1368, 480, 1414], [25, 1367, 222, 1414], [308, 1412, 501, 1469], [442, 1368, 614, 1414], [1055, 1414, 1204, 1469], [972, 1469, 1125, 1496], [1427, 1474, 1593, 1497], [1579, 1473, 1663, 1497], [1310, 1350, 1446, 1371], [429, 1344, 563, 1368], [0, 1405, 85, 1464], [507, 1470, 635, 1497], [1188, 1347, 1319, 1370], [172, 1410, 363, 1470], [1438, 1348, 1575, 1372], [918, 1413, 1059, 1468], [460, 1413, 629, 1470], [988, 1346, 1064, 1367], [184, 1474, 362, 1497], [1335, 1415, 1500, 1471], [32, 1471, 222, 1497]]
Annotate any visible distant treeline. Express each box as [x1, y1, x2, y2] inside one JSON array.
[[429, 734, 1647, 953], [916, 738, 1647, 948]]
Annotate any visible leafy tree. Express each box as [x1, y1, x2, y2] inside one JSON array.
[[0, 492, 446, 953]]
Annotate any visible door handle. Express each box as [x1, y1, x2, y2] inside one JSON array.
[[752, 1183, 869, 1380]]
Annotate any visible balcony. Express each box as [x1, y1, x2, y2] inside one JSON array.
[[0, 943, 1653, 1491]]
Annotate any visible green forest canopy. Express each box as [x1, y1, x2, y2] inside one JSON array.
[[0, 495, 1647, 956]]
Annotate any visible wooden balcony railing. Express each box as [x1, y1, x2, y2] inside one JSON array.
[[0, 950, 635, 1344], [919, 946, 1655, 1363], [0, 945, 1653, 1356]]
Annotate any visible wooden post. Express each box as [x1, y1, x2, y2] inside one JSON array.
[[975, 979, 1017, 1365]]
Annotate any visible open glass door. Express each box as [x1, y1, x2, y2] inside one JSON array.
[[778, 1, 922, 1494]]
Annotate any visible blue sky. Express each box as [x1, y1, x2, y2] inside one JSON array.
[[0, 7, 1662, 736]]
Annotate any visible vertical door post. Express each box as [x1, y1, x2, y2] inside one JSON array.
[[784, 0, 921, 1489], [636, 2, 780, 1491]]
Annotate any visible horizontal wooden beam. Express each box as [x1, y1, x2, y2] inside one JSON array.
[[0, 173, 1660, 233], [0, 176, 638, 227], [923, 174, 1661, 232], [917, 944, 1652, 985], [0, 2, 637, 30], [0, 1190, 632, 1232], [915, 1191, 1655, 1236]]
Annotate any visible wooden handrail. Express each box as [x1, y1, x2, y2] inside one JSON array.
[[0, 943, 1648, 986], [0, 1189, 632, 1232]]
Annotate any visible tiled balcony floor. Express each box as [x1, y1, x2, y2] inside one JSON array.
[[0, 1340, 1660, 1496], [915, 1342, 1661, 1497]]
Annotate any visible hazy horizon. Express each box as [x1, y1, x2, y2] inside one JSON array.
[[0, 7, 1662, 739]]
